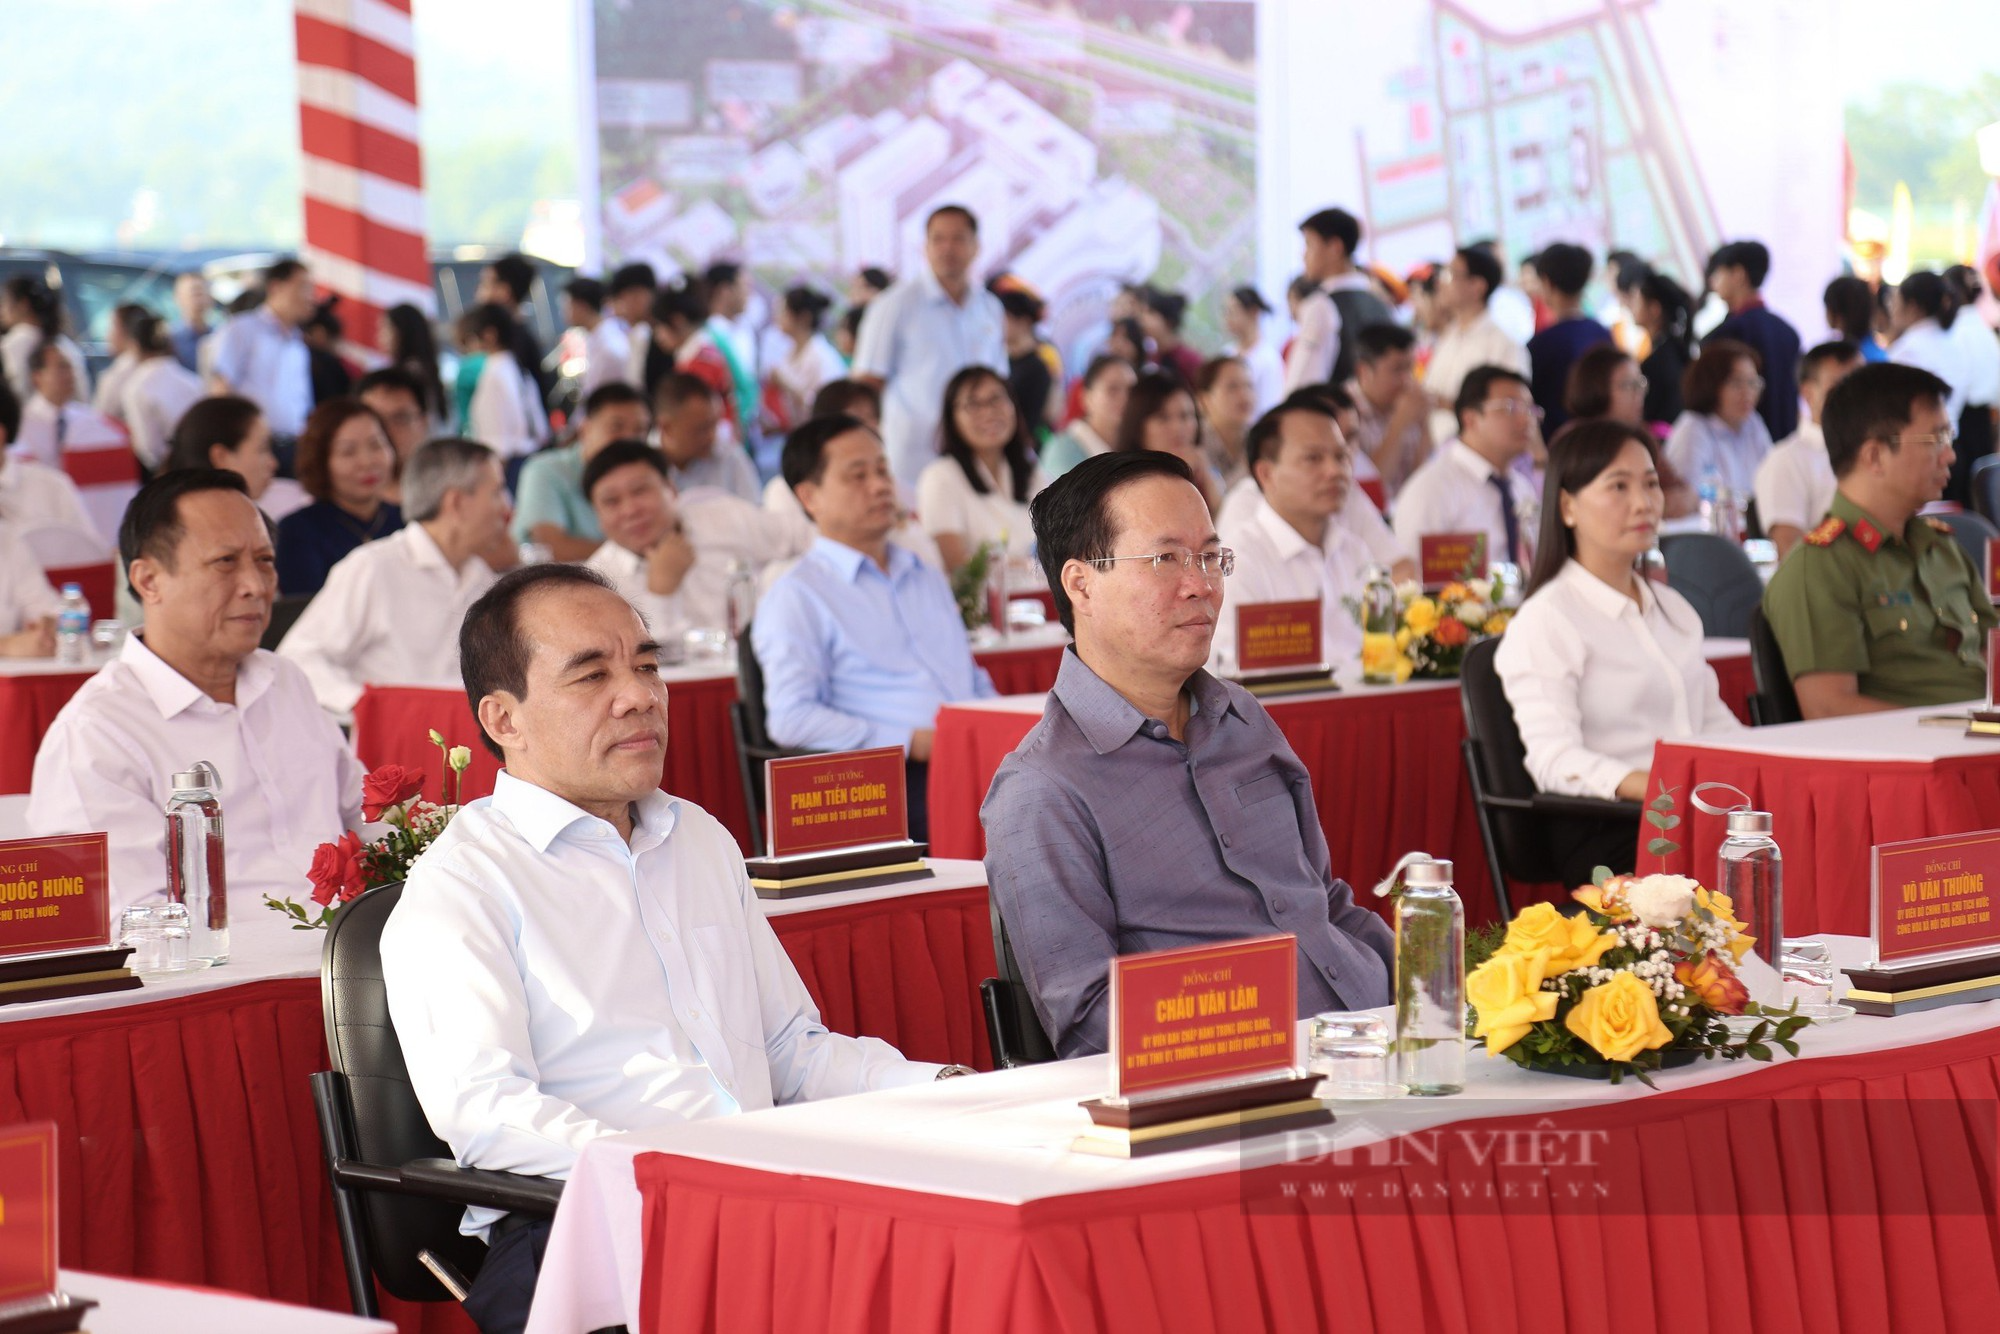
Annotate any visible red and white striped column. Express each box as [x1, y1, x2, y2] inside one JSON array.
[[293, 0, 434, 359]]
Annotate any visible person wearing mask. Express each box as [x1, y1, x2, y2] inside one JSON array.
[[275, 399, 402, 596], [0, 276, 89, 403], [1393, 365, 1540, 569], [1284, 207, 1394, 391], [1494, 420, 1743, 885], [1525, 243, 1612, 435], [997, 286, 1060, 437], [29, 469, 365, 908], [1195, 355, 1257, 488], [1634, 271, 1698, 425], [851, 205, 1008, 488], [511, 382, 652, 561], [169, 271, 214, 374], [209, 258, 316, 442], [1753, 341, 1864, 557], [1563, 343, 1695, 519], [1664, 339, 1773, 500], [381, 303, 450, 430], [916, 365, 1047, 576], [1343, 323, 1432, 497], [475, 250, 554, 427], [1222, 285, 1284, 417], [1763, 362, 1994, 716], [1115, 371, 1222, 514], [1040, 354, 1135, 479], [1824, 275, 1889, 364], [767, 286, 842, 432], [655, 372, 759, 503], [280, 438, 508, 714], [1425, 246, 1531, 442], [164, 395, 303, 522], [1209, 395, 1370, 674], [1702, 240, 1802, 441]]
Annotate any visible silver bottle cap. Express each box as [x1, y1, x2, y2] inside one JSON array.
[[1726, 810, 1773, 836], [1405, 859, 1454, 886]]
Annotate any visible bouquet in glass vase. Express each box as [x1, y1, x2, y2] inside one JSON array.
[[265, 730, 473, 929], [1391, 578, 1511, 679]]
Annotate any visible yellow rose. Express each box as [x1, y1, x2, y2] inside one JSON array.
[[1565, 972, 1675, 1063], [1697, 888, 1755, 963], [1499, 902, 1617, 975], [1467, 949, 1560, 1054], [1394, 626, 1413, 651], [1437, 582, 1471, 604], [1403, 598, 1439, 636], [1361, 632, 1400, 677], [1482, 612, 1511, 636]]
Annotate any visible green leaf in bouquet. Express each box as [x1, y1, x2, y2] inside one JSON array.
[[1591, 865, 1613, 887], [1747, 1042, 1772, 1061], [1649, 792, 1676, 812], [1646, 838, 1677, 856]]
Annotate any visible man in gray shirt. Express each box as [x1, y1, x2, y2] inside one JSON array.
[[981, 450, 1393, 1059]]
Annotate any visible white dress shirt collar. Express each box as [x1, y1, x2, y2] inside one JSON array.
[[488, 769, 680, 855], [1445, 438, 1502, 484], [807, 534, 919, 584], [1250, 492, 1328, 562], [1552, 556, 1655, 622], [123, 630, 276, 720]]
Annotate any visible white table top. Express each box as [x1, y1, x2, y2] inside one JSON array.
[[57, 1270, 393, 1331], [0, 649, 109, 679], [1668, 699, 1998, 764], [526, 935, 1975, 1334]]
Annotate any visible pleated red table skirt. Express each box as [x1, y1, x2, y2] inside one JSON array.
[[0, 669, 96, 794], [633, 1025, 2000, 1334], [1646, 743, 2000, 936]]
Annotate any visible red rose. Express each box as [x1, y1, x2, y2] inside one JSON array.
[[362, 764, 427, 821], [307, 831, 368, 907], [1433, 614, 1471, 648]]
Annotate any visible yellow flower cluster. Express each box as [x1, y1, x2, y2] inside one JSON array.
[[1467, 904, 1617, 1055], [1403, 597, 1440, 636]]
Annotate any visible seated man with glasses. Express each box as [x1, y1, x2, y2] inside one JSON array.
[[1392, 365, 1541, 569], [1764, 362, 1995, 718], [980, 450, 1393, 1059]]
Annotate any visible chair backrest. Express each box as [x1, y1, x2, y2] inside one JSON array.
[[735, 624, 775, 752], [264, 594, 313, 653], [1973, 455, 2000, 527], [20, 522, 111, 568], [321, 883, 485, 1302], [1932, 509, 2000, 572], [1458, 635, 1561, 884], [41, 561, 116, 624], [985, 894, 1057, 1066], [1746, 604, 1801, 726], [1659, 532, 1764, 638]]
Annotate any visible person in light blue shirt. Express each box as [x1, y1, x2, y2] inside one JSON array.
[[752, 414, 996, 838], [509, 381, 652, 560], [850, 205, 1009, 489], [209, 258, 316, 438]]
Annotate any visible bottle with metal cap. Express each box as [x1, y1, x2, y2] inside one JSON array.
[[165, 763, 229, 964], [1358, 565, 1400, 685], [1394, 855, 1465, 1095], [1717, 808, 1782, 1005]]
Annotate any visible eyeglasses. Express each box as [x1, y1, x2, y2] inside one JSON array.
[[1615, 374, 1650, 393], [1726, 374, 1766, 394], [958, 391, 1014, 414], [1895, 428, 1956, 451], [1483, 398, 1545, 420], [1088, 547, 1235, 581]]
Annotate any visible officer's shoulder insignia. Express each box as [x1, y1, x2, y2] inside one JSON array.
[[1924, 516, 1954, 535], [1804, 516, 1845, 548]]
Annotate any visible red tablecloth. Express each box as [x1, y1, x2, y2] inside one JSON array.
[[0, 879, 996, 1332], [0, 669, 95, 794], [1646, 742, 2000, 936], [976, 642, 1067, 697], [633, 1025, 2000, 1334]]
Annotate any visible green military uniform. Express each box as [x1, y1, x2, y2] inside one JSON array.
[[1763, 491, 1996, 707]]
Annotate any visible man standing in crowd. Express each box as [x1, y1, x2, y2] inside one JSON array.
[[210, 258, 316, 443], [982, 450, 1392, 1058], [581, 263, 655, 396], [1344, 324, 1432, 497], [1753, 340, 1863, 557], [1425, 246, 1530, 442], [1526, 243, 1611, 435], [29, 469, 364, 908], [850, 205, 1008, 488], [702, 261, 760, 444], [1284, 207, 1393, 392], [1393, 366, 1539, 569], [170, 271, 213, 374], [1704, 240, 1802, 441]]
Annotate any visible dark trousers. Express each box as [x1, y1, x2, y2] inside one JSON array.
[[464, 1216, 629, 1334], [1545, 810, 1641, 892]]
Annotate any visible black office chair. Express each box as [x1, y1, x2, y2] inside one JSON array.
[[263, 594, 313, 651], [728, 625, 824, 854], [1930, 508, 1999, 572], [1972, 455, 2000, 527], [1459, 638, 1644, 914], [978, 896, 1057, 1068], [314, 883, 563, 1318], [1745, 605, 1802, 726], [1658, 532, 1764, 639]]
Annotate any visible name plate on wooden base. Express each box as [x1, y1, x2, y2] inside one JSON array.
[[0, 1122, 95, 1333], [1073, 1072, 1332, 1158], [0, 1292, 99, 1334], [0, 835, 131, 1006], [749, 748, 934, 898], [1853, 827, 2000, 1013], [1842, 956, 2000, 1017], [746, 842, 934, 899], [0, 946, 140, 1008], [1231, 599, 1336, 698]]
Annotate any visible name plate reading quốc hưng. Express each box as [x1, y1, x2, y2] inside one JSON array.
[[746, 747, 932, 899], [1233, 598, 1336, 696], [1420, 532, 1488, 589], [0, 1120, 98, 1332], [1846, 827, 2000, 1015], [1072, 935, 1330, 1158], [0, 833, 138, 1008]]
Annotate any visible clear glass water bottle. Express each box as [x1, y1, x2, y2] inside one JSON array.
[[1395, 857, 1465, 1095], [55, 582, 91, 665], [165, 765, 229, 964], [1358, 565, 1400, 685], [1717, 810, 1782, 1006]]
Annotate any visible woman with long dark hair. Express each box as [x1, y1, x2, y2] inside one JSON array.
[[0, 275, 89, 403], [916, 364, 1045, 576], [382, 303, 449, 428], [1114, 370, 1222, 513], [1494, 419, 1743, 884], [1632, 270, 1695, 424], [1823, 275, 1887, 363]]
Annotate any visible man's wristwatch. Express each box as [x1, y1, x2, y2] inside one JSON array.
[[935, 1064, 976, 1080]]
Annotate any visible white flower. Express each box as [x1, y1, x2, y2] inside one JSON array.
[[1625, 874, 1701, 929], [1394, 579, 1422, 603], [1454, 600, 1488, 626], [1466, 578, 1494, 604]]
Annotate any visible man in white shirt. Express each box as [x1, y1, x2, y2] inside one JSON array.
[[381, 563, 948, 1330], [1210, 396, 1371, 675], [850, 205, 1008, 488], [208, 258, 316, 440], [1753, 340, 1862, 557], [579, 264, 654, 396], [1425, 247, 1531, 441], [655, 371, 760, 502], [1393, 366, 1539, 570], [1282, 207, 1393, 392], [0, 382, 100, 548], [0, 523, 59, 655], [29, 470, 364, 909], [279, 438, 509, 715], [1344, 324, 1433, 498]]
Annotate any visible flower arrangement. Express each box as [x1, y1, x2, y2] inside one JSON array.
[[264, 730, 473, 930], [1382, 578, 1512, 680]]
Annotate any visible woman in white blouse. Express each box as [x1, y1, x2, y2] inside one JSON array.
[[1662, 338, 1772, 498], [1494, 418, 1744, 885], [915, 365, 1047, 576]]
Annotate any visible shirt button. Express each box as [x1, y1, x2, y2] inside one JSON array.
[[1273, 897, 1288, 913]]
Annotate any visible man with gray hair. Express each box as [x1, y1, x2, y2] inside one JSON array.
[[280, 437, 511, 716]]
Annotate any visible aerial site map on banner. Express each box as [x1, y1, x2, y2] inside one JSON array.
[[588, 0, 1256, 356]]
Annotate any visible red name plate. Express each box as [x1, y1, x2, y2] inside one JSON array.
[[0, 834, 109, 960], [1985, 538, 1998, 604], [1111, 935, 1297, 1097], [0, 1122, 57, 1303], [1873, 828, 2000, 965], [1236, 598, 1323, 673], [1420, 532, 1488, 587], [763, 747, 909, 858]]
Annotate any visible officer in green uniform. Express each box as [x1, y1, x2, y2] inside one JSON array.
[[1764, 362, 1995, 716]]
